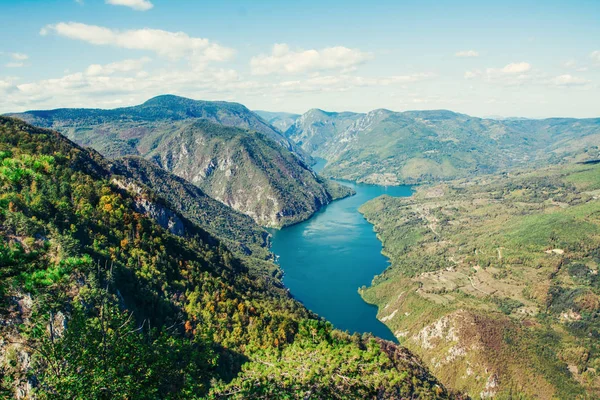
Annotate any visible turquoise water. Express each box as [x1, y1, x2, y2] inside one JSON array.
[[270, 160, 412, 341]]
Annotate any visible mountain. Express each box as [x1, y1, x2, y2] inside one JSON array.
[[146, 119, 353, 227], [285, 108, 600, 185], [358, 160, 600, 398], [8, 94, 310, 162], [0, 116, 463, 399], [253, 110, 300, 132], [285, 108, 361, 155], [7, 96, 352, 228]]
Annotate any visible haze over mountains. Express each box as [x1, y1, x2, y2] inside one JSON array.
[[8, 94, 600, 226]]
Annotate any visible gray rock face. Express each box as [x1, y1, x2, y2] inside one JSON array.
[[112, 178, 185, 237]]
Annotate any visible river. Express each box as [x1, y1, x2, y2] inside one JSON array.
[[270, 159, 412, 341]]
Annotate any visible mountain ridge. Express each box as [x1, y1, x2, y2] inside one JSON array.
[[283, 106, 600, 185]]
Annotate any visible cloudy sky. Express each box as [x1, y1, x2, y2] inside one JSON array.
[[1, 0, 599, 117]]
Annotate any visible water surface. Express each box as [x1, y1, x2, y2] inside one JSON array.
[[271, 161, 412, 341]]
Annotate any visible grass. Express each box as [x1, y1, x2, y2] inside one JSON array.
[[358, 162, 600, 398]]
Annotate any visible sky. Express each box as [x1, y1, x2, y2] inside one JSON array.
[[0, 0, 599, 118]]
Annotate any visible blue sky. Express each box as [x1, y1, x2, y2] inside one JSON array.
[[1, 0, 599, 117]]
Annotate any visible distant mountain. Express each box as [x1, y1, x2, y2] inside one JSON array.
[[146, 119, 353, 227], [286, 108, 600, 185], [8, 95, 310, 162], [285, 108, 361, 155], [7, 96, 356, 227], [254, 110, 300, 132]]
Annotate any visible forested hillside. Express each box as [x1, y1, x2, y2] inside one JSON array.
[[111, 156, 276, 274], [286, 108, 600, 185], [8, 95, 307, 162], [7, 97, 352, 228], [359, 161, 600, 398], [146, 119, 353, 227], [0, 117, 461, 399]]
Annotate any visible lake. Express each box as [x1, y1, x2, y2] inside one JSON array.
[[270, 160, 412, 341]]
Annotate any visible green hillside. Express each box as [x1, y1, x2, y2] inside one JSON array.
[[0, 117, 461, 399], [111, 156, 276, 274], [8, 95, 309, 162], [359, 161, 600, 398], [146, 119, 353, 227], [285, 108, 600, 185], [7, 97, 353, 228]]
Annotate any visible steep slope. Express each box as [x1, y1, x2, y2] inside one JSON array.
[[285, 108, 361, 155], [111, 156, 276, 273], [287, 108, 600, 185], [0, 116, 462, 399], [253, 110, 300, 133], [359, 161, 600, 398], [146, 119, 353, 227], [8, 95, 309, 162], [8, 97, 352, 228]]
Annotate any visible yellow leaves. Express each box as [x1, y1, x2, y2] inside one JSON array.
[[120, 238, 129, 249], [103, 203, 113, 212]]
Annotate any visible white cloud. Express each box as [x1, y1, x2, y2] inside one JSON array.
[[105, 0, 153, 11], [40, 22, 234, 62], [11, 53, 29, 61], [591, 50, 600, 65], [5, 62, 25, 68], [2, 53, 29, 68], [550, 74, 590, 87], [465, 62, 535, 85], [498, 62, 531, 74], [455, 50, 479, 58], [250, 44, 373, 75], [85, 57, 151, 76], [464, 69, 481, 79]]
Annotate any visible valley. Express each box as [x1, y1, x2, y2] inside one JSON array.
[[3, 96, 600, 399], [270, 160, 413, 342], [0, 117, 459, 399], [3, 2, 599, 398]]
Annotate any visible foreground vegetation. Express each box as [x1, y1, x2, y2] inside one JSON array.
[[359, 161, 600, 398], [0, 117, 460, 399]]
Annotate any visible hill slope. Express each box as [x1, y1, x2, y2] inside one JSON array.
[[111, 156, 275, 272], [8, 95, 309, 162], [8, 97, 352, 228], [359, 161, 600, 398], [0, 116, 461, 399], [285, 108, 600, 185], [146, 119, 353, 227]]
